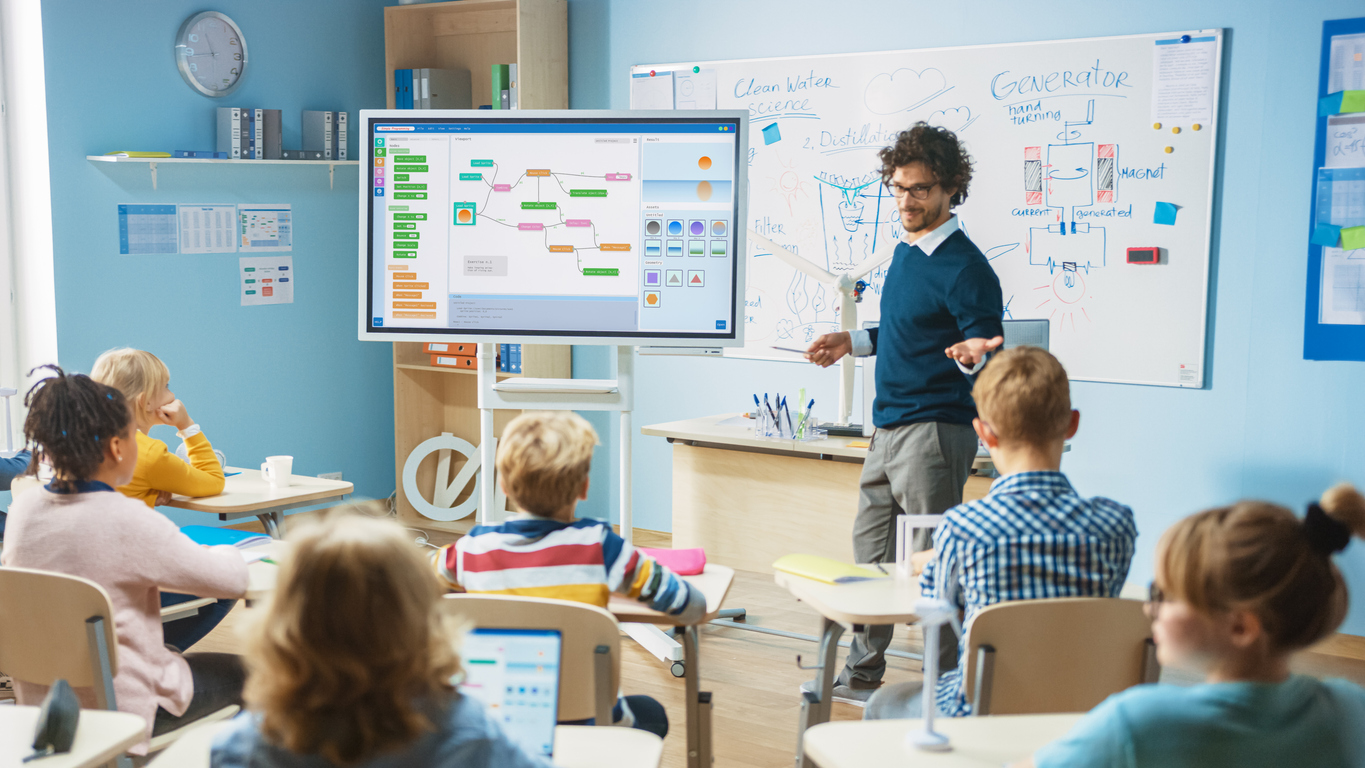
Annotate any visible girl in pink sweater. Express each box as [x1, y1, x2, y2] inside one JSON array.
[[1, 366, 249, 755]]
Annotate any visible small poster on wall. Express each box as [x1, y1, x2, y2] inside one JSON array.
[[239, 255, 294, 306]]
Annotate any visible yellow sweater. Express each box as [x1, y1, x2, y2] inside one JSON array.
[[119, 430, 225, 507]]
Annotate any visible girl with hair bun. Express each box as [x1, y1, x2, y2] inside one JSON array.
[[1, 366, 249, 756], [1022, 484, 1365, 768]]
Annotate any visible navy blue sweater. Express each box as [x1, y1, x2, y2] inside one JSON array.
[[869, 230, 1003, 429]]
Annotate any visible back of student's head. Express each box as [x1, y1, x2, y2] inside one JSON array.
[[90, 347, 169, 411], [243, 510, 462, 765], [971, 346, 1071, 446], [1157, 484, 1365, 653], [22, 364, 131, 491], [496, 411, 599, 516]]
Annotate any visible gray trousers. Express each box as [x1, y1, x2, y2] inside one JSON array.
[[837, 421, 977, 689]]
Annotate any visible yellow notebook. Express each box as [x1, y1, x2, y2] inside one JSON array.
[[773, 554, 887, 584], [104, 151, 172, 158]]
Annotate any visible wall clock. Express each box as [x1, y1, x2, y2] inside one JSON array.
[[174, 11, 247, 97]]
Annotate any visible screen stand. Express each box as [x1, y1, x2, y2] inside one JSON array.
[[476, 344, 684, 671]]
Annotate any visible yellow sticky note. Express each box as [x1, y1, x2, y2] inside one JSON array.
[[1341, 226, 1365, 251], [846, 440, 870, 449]]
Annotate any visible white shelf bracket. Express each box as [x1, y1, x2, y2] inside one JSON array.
[[149, 162, 158, 190], [329, 163, 336, 189]]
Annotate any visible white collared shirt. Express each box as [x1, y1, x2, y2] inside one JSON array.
[[850, 215, 984, 374]]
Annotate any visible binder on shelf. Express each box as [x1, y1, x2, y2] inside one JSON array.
[[510, 344, 522, 374], [336, 111, 348, 161], [302, 110, 334, 160], [424, 68, 472, 109], [430, 354, 478, 370], [239, 110, 253, 159], [216, 106, 242, 159], [281, 149, 324, 160], [416, 68, 428, 109], [423, 342, 476, 355], [262, 109, 283, 160], [252, 109, 264, 160], [402, 69, 413, 108], [508, 63, 518, 109], [173, 150, 228, 158], [499, 343, 509, 372], [393, 69, 404, 108], [490, 64, 509, 110]]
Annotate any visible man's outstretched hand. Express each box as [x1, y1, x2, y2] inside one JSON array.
[[806, 332, 852, 368], [945, 336, 1004, 367]]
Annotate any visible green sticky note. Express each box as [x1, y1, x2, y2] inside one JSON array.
[[1341, 226, 1365, 250], [1343, 90, 1365, 114]]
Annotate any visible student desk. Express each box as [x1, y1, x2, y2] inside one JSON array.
[[609, 564, 735, 768], [802, 713, 1082, 767], [640, 414, 994, 572], [0, 706, 146, 768], [147, 720, 666, 767], [775, 567, 922, 768], [166, 468, 353, 539]]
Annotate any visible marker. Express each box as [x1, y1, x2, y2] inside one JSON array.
[[753, 393, 762, 416]]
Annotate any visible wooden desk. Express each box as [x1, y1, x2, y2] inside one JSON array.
[[166, 467, 353, 538], [1, 706, 146, 768], [641, 414, 994, 571], [148, 720, 665, 767], [802, 714, 1082, 767], [775, 567, 922, 768]]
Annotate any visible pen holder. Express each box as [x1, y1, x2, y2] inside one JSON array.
[[753, 408, 782, 438], [752, 409, 827, 442]]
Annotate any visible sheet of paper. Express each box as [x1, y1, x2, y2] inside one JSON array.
[[178, 204, 237, 253], [673, 68, 717, 109], [1320, 245, 1365, 325], [1151, 36, 1217, 125], [1316, 167, 1365, 229], [1329, 33, 1365, 95], [1327, 114, 1365, 168], [237, 204, 292, 252], [630, 70, 674, 109], [240, 255, 294, 306], [118, 204, 178, 255]]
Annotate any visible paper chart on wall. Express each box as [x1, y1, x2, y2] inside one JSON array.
[[1328, 33, 1365, 95], [1315, 167, 1365, 229], [1320, 245, 1365, 325], [237, 204, 292, 252], [118, 205, 178, 255], [240, 255, 294, 306], [1327, 114, 1365, 169], [178, 205, 237, 254]]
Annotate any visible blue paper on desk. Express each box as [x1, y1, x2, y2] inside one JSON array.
[[181, 525, 269, 549]]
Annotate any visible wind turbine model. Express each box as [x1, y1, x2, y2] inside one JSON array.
[[747, 229, 895, 428]]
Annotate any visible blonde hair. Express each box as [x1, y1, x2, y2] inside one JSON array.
[[243, 509, 463, 765], [971, 346, 1071, 446], [496, 411, 599, 515], [90, 348, 169, 412], [1156, 484, 1365, 653]]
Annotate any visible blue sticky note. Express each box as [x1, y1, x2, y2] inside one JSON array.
[[1320, 92, 1345, 116], [762, 122, 781, 145], [1154, 202, 1179, 226], [1311, 223, 1343, 247]]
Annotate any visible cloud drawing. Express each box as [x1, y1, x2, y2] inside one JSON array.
[[864, 68, 951, 115]]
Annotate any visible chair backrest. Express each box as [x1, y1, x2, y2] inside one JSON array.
[[443, 594, 620, 723], [963, 597, 1157, 715], [9, 474, 40, 499], [0, 566, 119, 688]]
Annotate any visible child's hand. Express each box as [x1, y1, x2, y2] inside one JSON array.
[[158, 399, 194, 431], [155, 490, 174, 507], [911, 548, 935, 575]]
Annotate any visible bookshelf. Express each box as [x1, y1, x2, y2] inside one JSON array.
[[386, 0, 570, 535], [86, 155, 358, 189]]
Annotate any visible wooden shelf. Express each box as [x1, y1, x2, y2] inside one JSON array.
[[86, 155, 358, 189], [395, 363, 521, 377]]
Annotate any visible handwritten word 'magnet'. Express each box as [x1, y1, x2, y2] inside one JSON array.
[[991, 60, 1132, 100]]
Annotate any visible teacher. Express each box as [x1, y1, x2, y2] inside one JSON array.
[[804, 122, 1003, 704]]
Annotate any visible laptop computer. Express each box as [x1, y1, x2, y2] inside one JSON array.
[[459, 628, 563, 758]]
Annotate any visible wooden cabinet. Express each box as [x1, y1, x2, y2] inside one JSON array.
[[385, 0, 569, 534]]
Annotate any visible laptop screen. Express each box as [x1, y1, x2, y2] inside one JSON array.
[[459, 628, 562, 757]]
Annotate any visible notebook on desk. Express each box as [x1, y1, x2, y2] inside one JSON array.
[[459, 628, 562, 757], [773, 554, 888, 584]]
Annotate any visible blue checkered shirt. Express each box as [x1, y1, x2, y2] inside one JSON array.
[[919, 470, 1137, 716]]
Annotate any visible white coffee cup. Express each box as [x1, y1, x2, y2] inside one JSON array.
[[261, 455, 294, 488]]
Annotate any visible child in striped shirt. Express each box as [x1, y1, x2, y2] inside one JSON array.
[[432, 411, 705, 737]]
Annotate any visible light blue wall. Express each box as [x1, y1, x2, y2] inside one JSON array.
[[567, 0, 1365, 634], [41, 0, 393, 525]]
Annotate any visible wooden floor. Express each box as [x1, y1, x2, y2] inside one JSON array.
[[199, 521, 1365, 768]]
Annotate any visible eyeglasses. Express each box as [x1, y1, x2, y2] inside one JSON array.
[[1145, 581, 1165, 618], [886, 182, 938, 200]]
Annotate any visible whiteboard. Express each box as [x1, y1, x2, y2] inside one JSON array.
[[632, 29, 1222, 387]]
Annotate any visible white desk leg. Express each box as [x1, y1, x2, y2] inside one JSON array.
[[622, 623, 685, 676], [680, 624, 711, 768], [795, 617, 845, 768]]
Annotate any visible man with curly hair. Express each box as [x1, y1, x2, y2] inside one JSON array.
[[804, 122, 1004, 705]]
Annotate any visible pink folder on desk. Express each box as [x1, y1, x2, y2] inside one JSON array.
[[639, 547, 706, 576]]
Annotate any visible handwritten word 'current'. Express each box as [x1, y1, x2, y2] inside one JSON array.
[[991, 60, 1132, 100]]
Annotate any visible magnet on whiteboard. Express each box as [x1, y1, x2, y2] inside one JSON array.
[[1152, 122, 1162, 130], [1192, 123, 1202, 131], [1164, 146, 1174, 153], [1171, 126, 1181, 134]]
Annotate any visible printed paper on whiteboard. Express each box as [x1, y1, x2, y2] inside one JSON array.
[[1327, 114, 1365, 169], [1320, 246, 1365, 326], [1151, 36, 1217, 124], [178, 204, 237, 253], [240, 255, 294, 306], [630, 71, 674, 110], [237, 204, 292, 252], [673, 69, 717, 110]]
